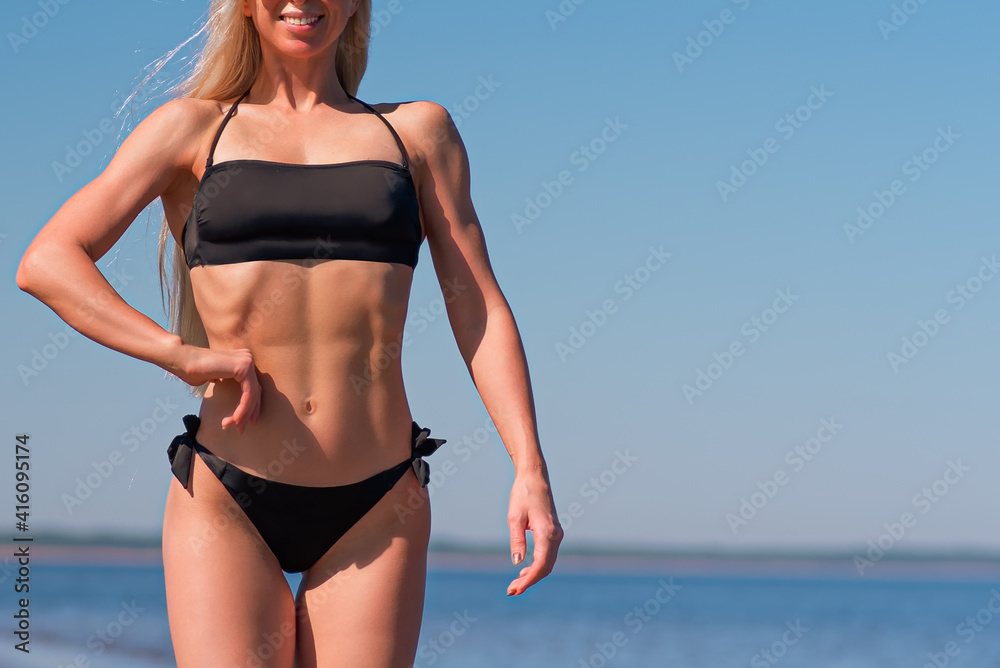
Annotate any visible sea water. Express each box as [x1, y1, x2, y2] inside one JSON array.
[[6, 562, 1000, 667]]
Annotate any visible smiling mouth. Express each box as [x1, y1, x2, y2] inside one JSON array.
[[281, 15, 322, 26]]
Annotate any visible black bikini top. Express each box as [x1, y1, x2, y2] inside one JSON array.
[[182, 90, 423, 269]]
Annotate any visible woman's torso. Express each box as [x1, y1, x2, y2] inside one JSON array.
[[160, 93, 423, 486]]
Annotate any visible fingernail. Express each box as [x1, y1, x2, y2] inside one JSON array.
[[512, 552, 522, 565]]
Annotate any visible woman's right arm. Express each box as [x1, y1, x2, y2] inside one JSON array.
[[15, 98, 260, 433]]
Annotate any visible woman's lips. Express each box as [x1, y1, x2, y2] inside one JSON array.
[[280, 14, 323, 32]]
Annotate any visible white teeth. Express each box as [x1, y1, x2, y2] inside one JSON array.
[[283, 16, 320, 26]]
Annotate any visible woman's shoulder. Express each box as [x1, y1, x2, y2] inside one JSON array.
[[116, 96, 243, 177], [371, 99, 463, 163], [137, 96, 246, 149], [153, 95, 239, 128], [372, 98, 452, 130]]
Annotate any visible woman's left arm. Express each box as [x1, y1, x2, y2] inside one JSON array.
[[408, 101, 563, 596]]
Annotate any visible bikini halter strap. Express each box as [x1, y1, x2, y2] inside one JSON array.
[[204, 90, 412, 171], [205, 89, 251, 170], [347, 92, 413, 171]]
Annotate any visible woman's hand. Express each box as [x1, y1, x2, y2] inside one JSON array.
[[169, 343, 261, 434], [507, 466, 563, 596]]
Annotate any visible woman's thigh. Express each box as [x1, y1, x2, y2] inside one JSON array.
[[294, 467, 432, 668], [162, 455, 297, 668]]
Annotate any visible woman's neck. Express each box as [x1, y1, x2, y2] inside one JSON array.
[[251, 50, 347, 110]]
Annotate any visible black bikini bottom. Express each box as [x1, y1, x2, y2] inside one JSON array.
[[166, 413, 445, 573]]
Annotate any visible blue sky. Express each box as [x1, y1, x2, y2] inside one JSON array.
[[2, 0, 999, 556]]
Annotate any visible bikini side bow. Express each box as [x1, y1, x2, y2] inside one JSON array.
[[166, 413, 201, 490], [410, 421, 447, 487]]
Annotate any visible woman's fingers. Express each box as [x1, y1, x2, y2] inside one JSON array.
[[178, 346, 259, 432], [508, 508, 528, 567], [232, 352, 258, 434], [242, 367, 261, 431], [248, 354, 261, 427], [506, 510, 527, 595], [507, 536, 554, 595], [507, 513, 563, 596], [250, 389, 261, 426], [219, 349, 257, 434]]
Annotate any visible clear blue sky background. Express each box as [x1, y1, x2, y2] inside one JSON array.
[[2, 0, 998, 555]]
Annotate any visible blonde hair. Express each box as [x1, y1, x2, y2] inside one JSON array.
[[149, 0, 372, 397]]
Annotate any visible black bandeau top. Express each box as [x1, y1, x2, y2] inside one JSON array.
[[182, 90, 423, 269]]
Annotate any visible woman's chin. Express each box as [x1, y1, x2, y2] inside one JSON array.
[[267, 40, 334, 59]]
